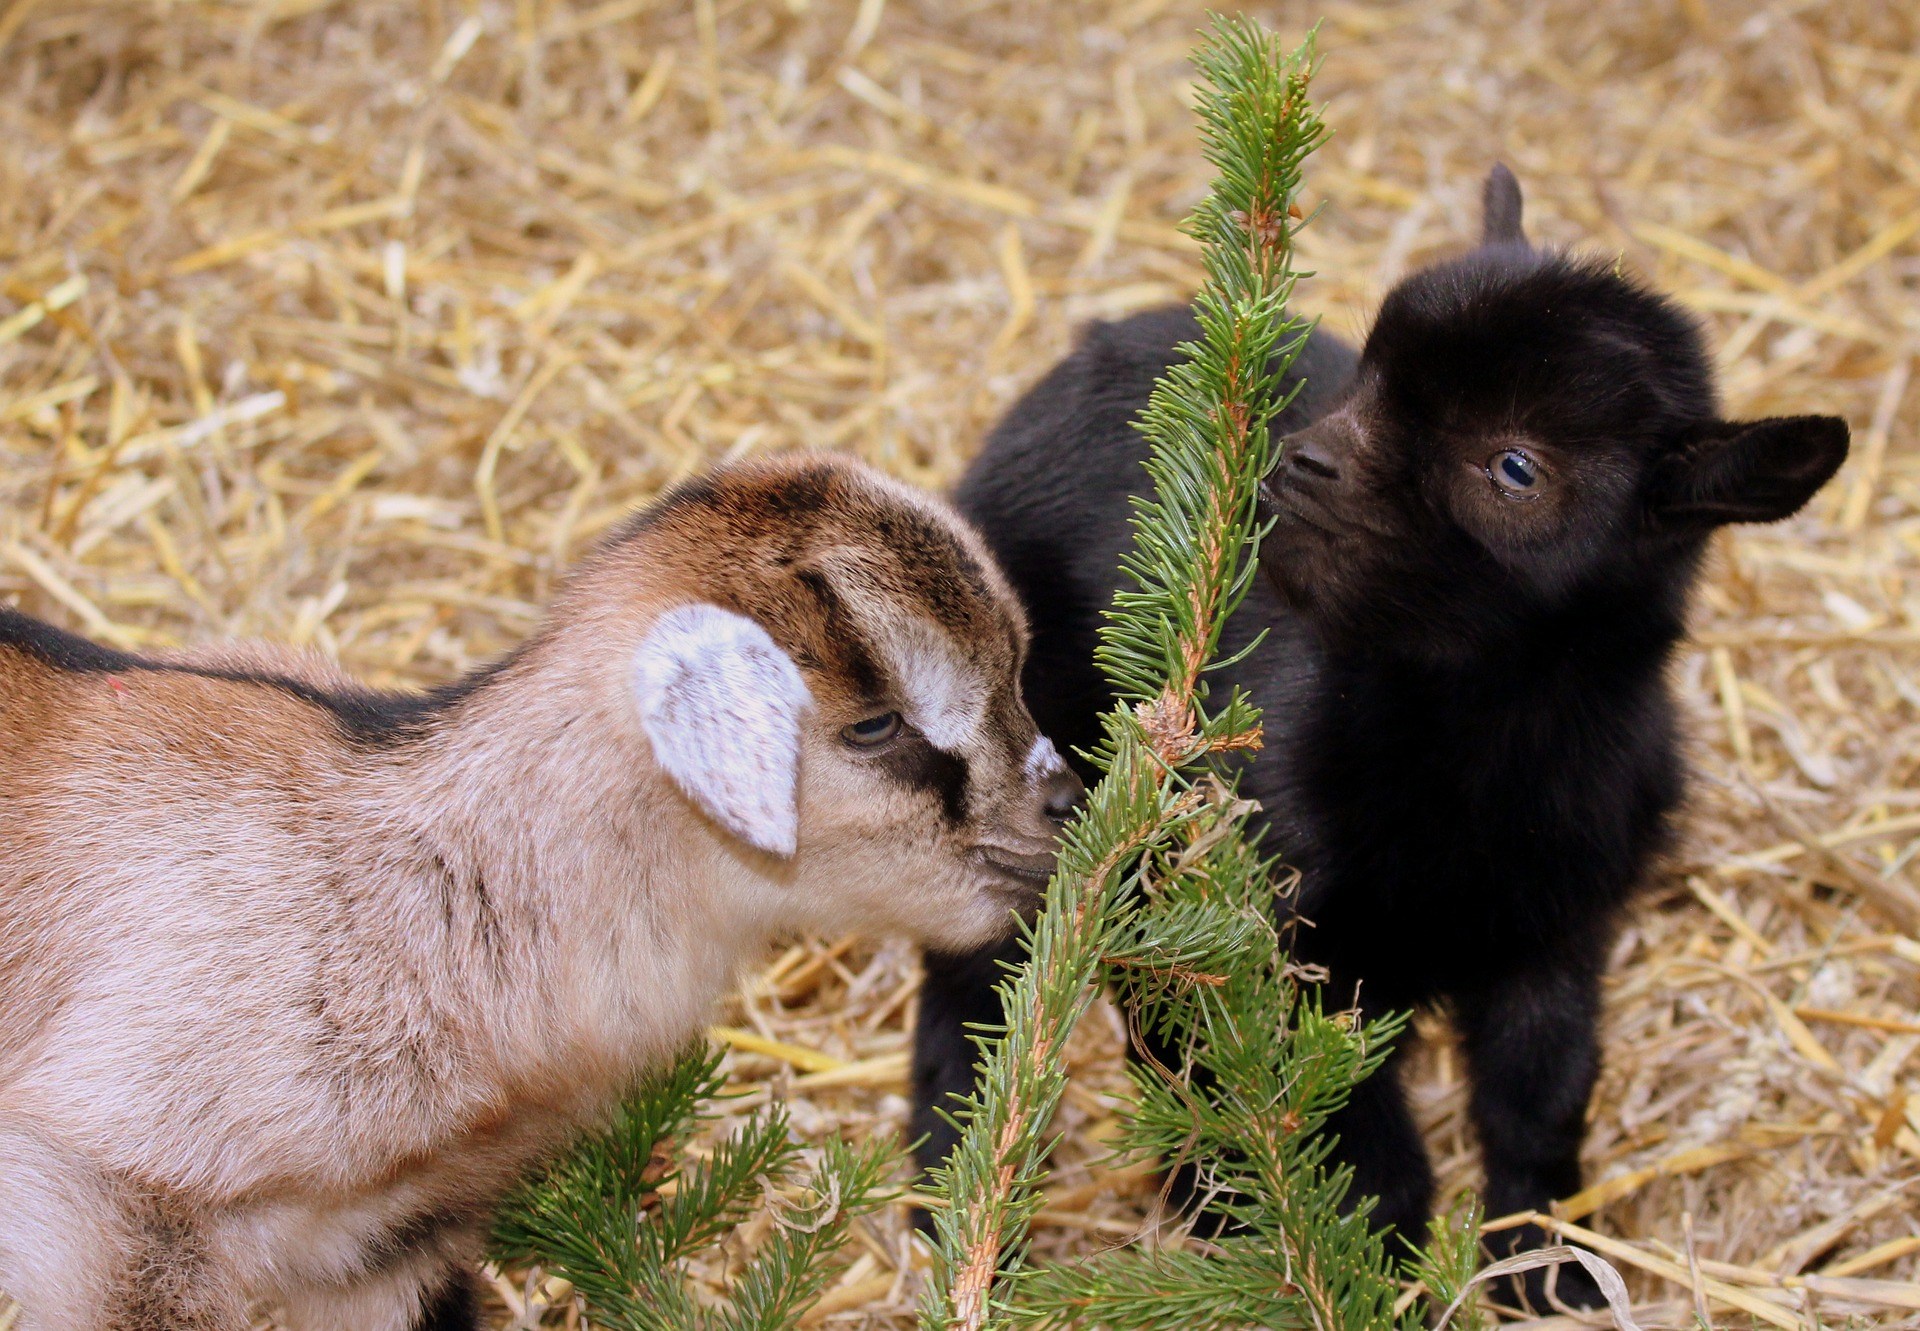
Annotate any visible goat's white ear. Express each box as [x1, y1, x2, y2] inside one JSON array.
[[632, 604, 812, 856]]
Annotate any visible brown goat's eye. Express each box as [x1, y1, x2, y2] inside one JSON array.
[[1488, 449, 1543, 499], [841, 712, 902, 747]]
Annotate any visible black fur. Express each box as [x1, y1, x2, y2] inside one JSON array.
[[910, 172, 1848, 1310], [0, 604, 506, 748], [1481, 162, 1525, 246]]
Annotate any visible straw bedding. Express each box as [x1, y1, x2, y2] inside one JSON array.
[[2, 0, 1917, 1325]]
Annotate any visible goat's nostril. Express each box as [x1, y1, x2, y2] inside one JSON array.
[[1287, 443, 1339, 480], [1042, 768, 1086, 823]]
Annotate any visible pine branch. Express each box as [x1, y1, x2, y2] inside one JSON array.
[[646, 1106, 804, 1265], [490, 1044, 890, 1330], [1409, 1196, 1490, 1331], [713, 1137, 896, 1331], [491, 1046, 724, 1325], [990, 19, 1493, 1330], [920, 736, 1189, 1331], [919, 16, 1327, 1330]]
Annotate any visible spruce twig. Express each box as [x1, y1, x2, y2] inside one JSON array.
[[490, 1045, 890, 1330], [998, 18, 1486, 1328], [920, 16, 1380, 1330]]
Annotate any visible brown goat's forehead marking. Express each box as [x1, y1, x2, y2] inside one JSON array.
[[614, 456, 1024, 706], [789, 566, 885, 699], [626, 459, 1000, 610]]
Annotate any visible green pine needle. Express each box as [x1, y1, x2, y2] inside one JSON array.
[[490, 1044, 891, 1329], [918, 14, 1411, 1331]]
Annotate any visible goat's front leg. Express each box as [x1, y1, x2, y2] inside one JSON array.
[[0, 1123, 185, 1331], [278, 1260, 480, 1331], [1322, 1037, 1433, 1252], [1456, 961, 1605, 1311], [413, 1267, 483, 1331]]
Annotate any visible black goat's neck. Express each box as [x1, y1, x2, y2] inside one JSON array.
[[1318, 565, 1696, 710]]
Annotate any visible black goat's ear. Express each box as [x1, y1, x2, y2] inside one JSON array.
[[1651, 415, 1850, 528], [1481, 163, 1526, 246]]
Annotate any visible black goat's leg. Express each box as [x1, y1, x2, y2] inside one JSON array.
[[1457, 963, 1606, 1311], [908, 935, 1029, 1225], [1321, 1039, 1434, 1256]]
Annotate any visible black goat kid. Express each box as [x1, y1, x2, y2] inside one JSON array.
[[910, 168, 1848, 1307]]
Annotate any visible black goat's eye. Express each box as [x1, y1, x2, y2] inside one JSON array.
[[1489, 449, 1543, 499], [841, 712, 902, 747]]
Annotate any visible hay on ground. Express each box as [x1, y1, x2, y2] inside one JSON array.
[[2, 1, 1918, 1325]]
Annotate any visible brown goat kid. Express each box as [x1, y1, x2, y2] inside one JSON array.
[[0, 455, 1081, 1331]]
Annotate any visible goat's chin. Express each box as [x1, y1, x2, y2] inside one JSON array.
[[905, 880, 1037, 954], [966, 879, 1044, 943], [919, 912, 1019, 954]]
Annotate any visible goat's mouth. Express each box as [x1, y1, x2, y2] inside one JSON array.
[[1256, 485, 1344, 608], [1263, 485, 1345, 540], [971, 845, 1056, 887]]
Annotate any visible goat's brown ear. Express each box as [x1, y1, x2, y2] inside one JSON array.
[[1482, 163, 1526, 246], [1651, 415, 1850, 528], [632, 604, 812, 856]]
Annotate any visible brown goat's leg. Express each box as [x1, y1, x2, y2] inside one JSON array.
[[277, 1255, 477, 1331]]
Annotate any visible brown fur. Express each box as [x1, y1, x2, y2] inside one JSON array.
[[0, 454, 1077, 1331]]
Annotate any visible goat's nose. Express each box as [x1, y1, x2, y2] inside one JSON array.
[[1042, 768, 1086, 823], [1287, 438, 1339, 479]]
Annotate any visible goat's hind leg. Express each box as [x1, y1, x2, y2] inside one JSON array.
[[0, 1122, 138, 1331]]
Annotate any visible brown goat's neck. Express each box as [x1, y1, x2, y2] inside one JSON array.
[[363, 646, 781, 1119]]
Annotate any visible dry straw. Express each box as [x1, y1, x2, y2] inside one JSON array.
[[2, 1, 1918, 1326]]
